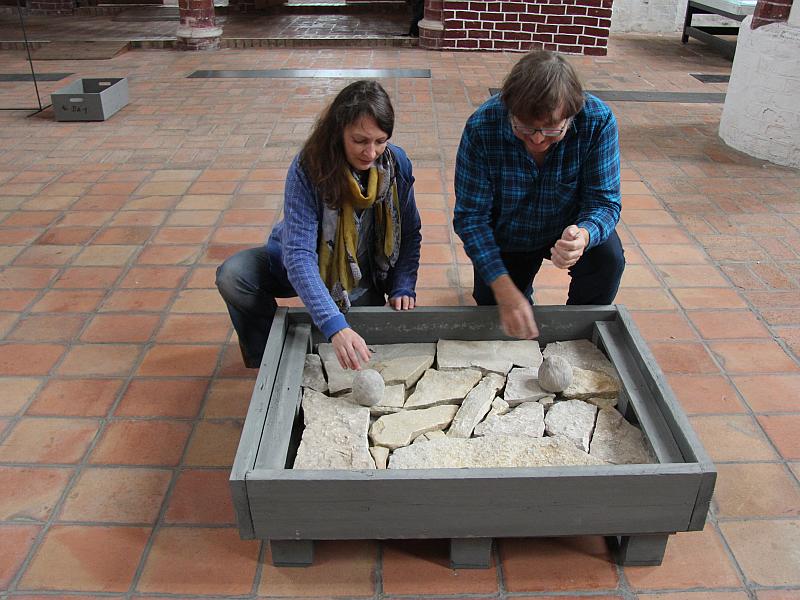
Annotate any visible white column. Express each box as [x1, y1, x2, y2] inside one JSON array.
[[719, 15, 800, 168]]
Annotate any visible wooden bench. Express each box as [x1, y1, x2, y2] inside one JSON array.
[[682, 0, 756, 59]]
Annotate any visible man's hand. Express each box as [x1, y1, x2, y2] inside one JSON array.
[[389, 295, 416, 311], [331, 328, 371, 370], [551, 225, 589, 269], [490, 275, 539, 339]]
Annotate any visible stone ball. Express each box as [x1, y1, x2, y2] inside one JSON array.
[[352, 369, 385, 407], [538, 355, 573, 393]]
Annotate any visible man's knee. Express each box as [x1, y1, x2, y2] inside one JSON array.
[[587, 233, 625, 278]]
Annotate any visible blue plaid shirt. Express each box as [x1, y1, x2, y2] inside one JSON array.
[[453, 93, 621, 286]]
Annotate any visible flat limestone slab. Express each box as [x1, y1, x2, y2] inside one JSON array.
[[404, 368, 482, 409], [388, 434, 606, 469], [302, 354, 328, 393], [370, 404, 459, 450], [543, 339, 618, 381], [437, 339, 543, 375], [448, 373, 506, 438], [591, 407, 656, 465], [544, 399, 597, 453], [561, 366, 620, 400], [474, 401, 545, 438], [376, 355, 434, 388], [318, 343, 436, 395], [370, 384, 406, 416], [504, 366, 552, 406], [293, 389, 374, 470]]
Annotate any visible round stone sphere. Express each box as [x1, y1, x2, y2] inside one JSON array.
[[538, 355, 573, 393], [352, 369, 385, 407]]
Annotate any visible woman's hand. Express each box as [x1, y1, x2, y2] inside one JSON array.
[[389, 295, 416, 310], [331, 327, 371, 370]]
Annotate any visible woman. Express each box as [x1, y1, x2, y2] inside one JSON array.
[[216, 80, 422, 371]]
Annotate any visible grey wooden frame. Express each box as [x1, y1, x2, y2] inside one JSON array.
[[229, 305, 715, 568]]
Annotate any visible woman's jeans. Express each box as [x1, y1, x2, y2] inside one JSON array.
[[216, 241, 384, 368], [472, 230, 626, 306]]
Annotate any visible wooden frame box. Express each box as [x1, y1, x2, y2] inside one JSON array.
[[230, 306, 716, 569]]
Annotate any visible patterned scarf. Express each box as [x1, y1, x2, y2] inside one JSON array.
[[318, 149, 401, 312]]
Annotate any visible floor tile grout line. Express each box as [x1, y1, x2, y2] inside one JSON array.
[[629, 173, 800, 483], [3, 174, 225, 596], [373, 539, 383, 599], [424, 68, 466, 307], [626, 164, 800, 591], [1, 48, 800, 600], [492, 538, 506, 600], [118, 173, 239, 600], [117, 171, 263, 592]]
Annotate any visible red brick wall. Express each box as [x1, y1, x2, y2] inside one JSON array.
[[435, 0, 612, 55], [751, 0, 793, 28]]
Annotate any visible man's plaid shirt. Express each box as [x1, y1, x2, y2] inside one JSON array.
[[453, 92, 621, 286]]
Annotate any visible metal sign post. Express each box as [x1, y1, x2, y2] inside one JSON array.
[[0, 0, 52, 114]]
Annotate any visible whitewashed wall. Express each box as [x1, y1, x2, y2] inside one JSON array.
[[611, 0, 735, 32], [611, 0, 683, 31], [719, 15, 800, 168]]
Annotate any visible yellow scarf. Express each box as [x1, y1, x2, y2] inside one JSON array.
[[318, 164, 399, 307]]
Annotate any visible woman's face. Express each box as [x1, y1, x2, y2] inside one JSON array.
[[343, 116, 389, 171]]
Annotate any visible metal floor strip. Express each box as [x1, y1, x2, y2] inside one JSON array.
[[188, 68, 432, 79], [690, 73, 730, 83], [0, 73, 73, 82]]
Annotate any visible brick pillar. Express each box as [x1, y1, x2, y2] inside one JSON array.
[[419, 0, 445, 49], [28, 0, 74, 15], [177, 0, 222, 50], [751, 0, 793, 28]]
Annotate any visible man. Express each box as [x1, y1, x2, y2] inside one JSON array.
[[453, 49, 624, 340]]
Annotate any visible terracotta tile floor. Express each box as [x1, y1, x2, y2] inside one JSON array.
[[1, 25, 799, 600]]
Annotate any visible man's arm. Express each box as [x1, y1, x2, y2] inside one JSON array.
[[574, 110, 622, 249], [453, 126, 507, 285], [454, 125, 538, 339]]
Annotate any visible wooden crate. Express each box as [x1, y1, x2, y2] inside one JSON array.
[[230, 305, 715, 568]]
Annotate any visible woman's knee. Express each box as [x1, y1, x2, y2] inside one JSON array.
[[215, 251, 257, 302]]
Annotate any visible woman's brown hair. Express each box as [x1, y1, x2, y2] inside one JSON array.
[[501, 50, 585, 124], [300, 80, 395, 209]]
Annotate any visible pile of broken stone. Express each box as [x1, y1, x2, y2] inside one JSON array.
[[295, 338, 656, 471]]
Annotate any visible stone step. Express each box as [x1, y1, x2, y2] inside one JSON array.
[[95, 0, 163, 5], [127, 36, 418, 49], [220, 35, 417, 48], [281, 0, 408, 14]]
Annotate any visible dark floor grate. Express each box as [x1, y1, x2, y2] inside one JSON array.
[[690, 73, 730, 83], [489, 88, 724, 103], [189, 68, 431, 79], [0, 73, 72, 82]]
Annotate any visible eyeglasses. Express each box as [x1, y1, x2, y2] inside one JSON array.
[[511, 115, 572, 138]]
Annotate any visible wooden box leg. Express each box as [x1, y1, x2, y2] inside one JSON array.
[[612, 533, 670, 566], [270, 539, 314, 567], [450, 538, 493, 569]]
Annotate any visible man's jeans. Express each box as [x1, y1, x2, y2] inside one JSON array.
[[216, 241, 384, 368], [472, 230, 626, 306]]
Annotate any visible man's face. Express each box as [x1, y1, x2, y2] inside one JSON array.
[[511, 113, 571, 155]]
